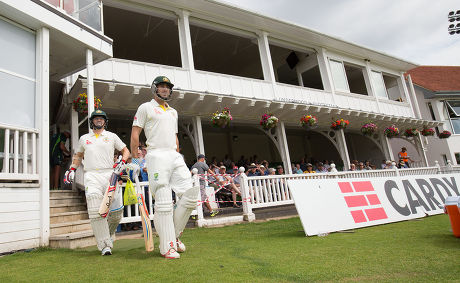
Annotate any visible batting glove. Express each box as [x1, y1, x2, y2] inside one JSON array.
[[64, 167, 76, 184], [113, 159, 127, 175]]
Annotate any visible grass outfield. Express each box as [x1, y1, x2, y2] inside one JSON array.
[[1, 215, 459, 282]]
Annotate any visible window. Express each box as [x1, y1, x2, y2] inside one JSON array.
[[370, 71, 404, 101], [190, 21, 263, 79], [344, 64, 367, 95], [427, 102, 440, 135], [328, 59, 368, 95], [268, 44, 319, 87], [427, 102, 436, 120], [442, 154, 448, 166], [370, 71, 388, 99], [0, 18, 36, 128], [301, 65, 324, 90], [382, 74, 403, 101], [455, 153, 460, 165], [104, 6, 182, 67], [446, 101, 460, 134], [329, 59, 348, 91]]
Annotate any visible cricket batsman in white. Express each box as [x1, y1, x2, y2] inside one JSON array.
[[64, 109, 130, 255], [131, 76, 199, 259]]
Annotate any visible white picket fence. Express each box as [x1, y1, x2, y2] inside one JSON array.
[[117, 166, 446, 227], [0, 124, 39, 181], [118, 180, 153, 224]]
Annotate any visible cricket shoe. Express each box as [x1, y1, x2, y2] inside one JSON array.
[[161, 248, 180, 259], [176, 239, 186, 253], [101, 247, 112, 256]]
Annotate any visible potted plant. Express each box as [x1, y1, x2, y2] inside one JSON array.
[[260, 113, 279, 130], [403, 128, 420, 137], [438, 130, 451, 139], [384, 125, 400, 138], [211, 107, 233, 128], [421, 128, 435, 136], [73, 93, 102, 114], [300, 114, 317, 129], [361, 122, 378, 136], [331, 119, 349, 130]]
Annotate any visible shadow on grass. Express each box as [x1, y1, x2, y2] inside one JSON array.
[[419, 232, 460, 249]]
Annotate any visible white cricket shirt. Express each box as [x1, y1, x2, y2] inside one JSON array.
[[132, 99, 178, 151], [76, 130, 126, 171]]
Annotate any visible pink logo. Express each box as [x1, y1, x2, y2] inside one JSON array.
[[338, 181, 388, 224], [154, 108, 162, 115], [86, 140, 92, 144]]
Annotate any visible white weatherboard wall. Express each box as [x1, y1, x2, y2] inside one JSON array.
[[0, 186, 41, 253], [288, 174, 460, 236]]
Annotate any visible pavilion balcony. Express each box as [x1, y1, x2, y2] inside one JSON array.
[[70, 58, 416, 122]]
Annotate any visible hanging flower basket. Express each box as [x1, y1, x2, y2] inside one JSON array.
[[384, 125, 400, 138], [331, 119, 349, 130], [211, 107, 232, 128], [421, 128, 435, 136], [361, 122, 377, 136], [403, 128, 420, 138], [438, 130, 451, 139], [300, 114, 318, 129], [72, 93, 102, 114], [260, 114, 279, 130]]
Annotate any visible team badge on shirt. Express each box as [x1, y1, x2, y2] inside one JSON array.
[[153, 173, 159, 181], [103, 137, 109, 143]]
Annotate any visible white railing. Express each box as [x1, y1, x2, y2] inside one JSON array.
[[119, 180, 154, 224], [439, 163, 460, 174], [193, 70, 274, 100], [274, 83, 334, 107], [78, 58, 191, 89], [246, 174, 294, 209], [118, 166, 444, 225], [398, 167, 439, 176], [334, 92, 379, 113], [0, 124, 39, 181], [378, 99, 413, 118]]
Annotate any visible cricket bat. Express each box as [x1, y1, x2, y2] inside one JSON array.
[[134, 174, 154, 252], [98, 172, 118, 218]]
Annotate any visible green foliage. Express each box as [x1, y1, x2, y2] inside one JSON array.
[[0, 215, 459, 282]]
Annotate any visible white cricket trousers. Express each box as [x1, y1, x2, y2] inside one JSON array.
[[145, 149, 195, 254], [84, 170, 123, 250]]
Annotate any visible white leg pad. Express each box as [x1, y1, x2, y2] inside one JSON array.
[[107, 209, 122, 242], [174, 185, 199, 238], [153, 186, 176, 255], [87, 194, 112, 251]]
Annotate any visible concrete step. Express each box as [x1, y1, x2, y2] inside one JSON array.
[[50, 211, 89, 224], [50, 219, 91, 236], [49, 230, 96, 249], [50, 196, 84, 206], [50, 203, 87, 214], [49, 190, 80, 198]]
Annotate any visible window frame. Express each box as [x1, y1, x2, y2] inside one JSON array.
[[370, 70, 389, 99], [328, 59, 350, 92], [445, 100, 460, 135]]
